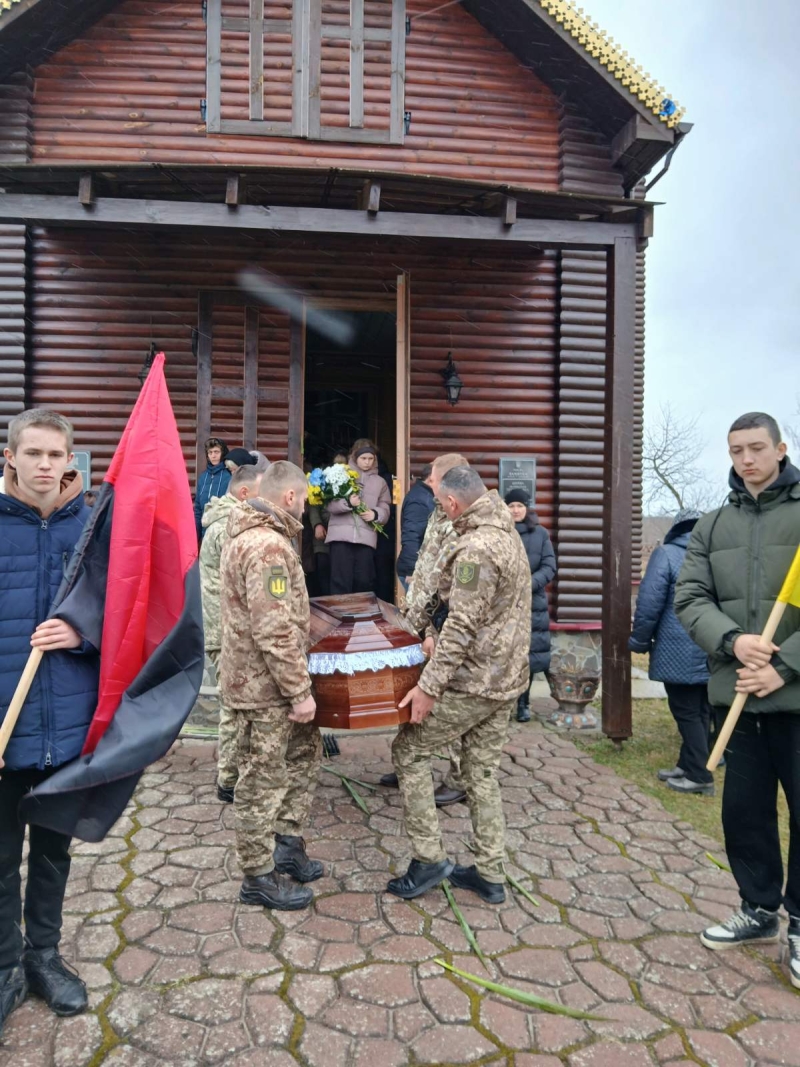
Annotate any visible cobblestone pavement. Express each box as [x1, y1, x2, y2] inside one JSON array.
[[2, 722, 799, 1067]]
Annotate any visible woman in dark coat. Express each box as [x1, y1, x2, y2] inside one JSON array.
[[505, 489, 557, 721]]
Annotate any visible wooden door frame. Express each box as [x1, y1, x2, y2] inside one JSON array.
[[195, 288, 290, 477]]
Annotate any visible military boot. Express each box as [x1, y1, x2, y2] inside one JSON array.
[[273, 834, 324, 883], [239, 870, 313, 910], [0, 964, 27, 1037], [448, 864, 506, 904], [386, 858, 454, 899], [23, 949, 87, 1017]]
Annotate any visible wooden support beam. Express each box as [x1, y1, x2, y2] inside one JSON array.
[[601, 235, 636, 742], [0, 194, 640, 249], [196, 292, 214, 481], [243, 305, 259, 449], [225, 174, 242, 207], [502, 195, 517, 227], [78, 174, 94, 207], [288, 313, 305, 468], [359, 180, 381, 214]]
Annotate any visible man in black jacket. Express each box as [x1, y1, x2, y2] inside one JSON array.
[[397, 464, 436, 591]]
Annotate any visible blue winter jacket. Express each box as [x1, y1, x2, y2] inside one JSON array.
[[194, 462, 231, 540], [0, 488, 99, 769], [630, 518, 709, 686], [397, 479, 436, 578]]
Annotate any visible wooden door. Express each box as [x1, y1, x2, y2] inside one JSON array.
[[195, 290, 290, 478]]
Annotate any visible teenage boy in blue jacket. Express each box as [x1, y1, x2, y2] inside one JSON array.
[[0, 409, 99, 1036]]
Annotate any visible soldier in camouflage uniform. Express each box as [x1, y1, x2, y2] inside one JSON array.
[[386, 454, 469, 804], [219, 460, 323, 911], [199, 465, 262, 803], [388, 466, 532, 903]]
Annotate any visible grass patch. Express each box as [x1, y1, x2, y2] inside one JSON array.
[[574, 697, 790, 863]]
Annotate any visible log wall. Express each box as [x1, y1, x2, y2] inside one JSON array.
[[27, 225, 559, 546]]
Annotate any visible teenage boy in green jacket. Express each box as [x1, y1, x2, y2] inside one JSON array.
[[674, 412, 800, 988]]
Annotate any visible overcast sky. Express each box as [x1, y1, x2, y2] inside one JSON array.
[[586, 0, 800, 493]]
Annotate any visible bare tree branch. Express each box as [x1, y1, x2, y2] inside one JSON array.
[[642, 404, 723, 516]]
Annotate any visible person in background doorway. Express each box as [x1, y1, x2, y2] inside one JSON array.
[[249, 451, 271, 473], [504, 489, 556, 722], [397, 464, 436, 593], [199, 465, 263, 804], [675, 412, 800, 986], [326, 441, 390, 595], [375, 451, 397, 603], [224, 447, 258, 475], [308, 497, 331, 597], [630, 508, 713, 793], [194, 437, 229, 541]]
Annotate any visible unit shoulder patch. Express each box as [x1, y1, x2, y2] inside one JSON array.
[[456, 561, 481, 590], [264, 564, 289, 600]]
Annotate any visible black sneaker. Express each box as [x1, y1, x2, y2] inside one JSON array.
[[386, 858, 454, 900], [0, 964, 27, 1038], [239, 871, 313, 911], [217, 783, 235, 803], [274, 834, 324, 883], [700, 902, 780, 951], [448, 864, 506, 904], [23, 949, 87, 1017], [789, 916, 800, 990], [666, 776, 715, 796], [657, 766, 686, 782]]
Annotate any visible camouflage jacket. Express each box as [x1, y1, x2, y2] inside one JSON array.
[[219, 500, 312, 710], [199, 493, 240, 652], [419, 490, 532, 702], [402, 503, 458, 636]]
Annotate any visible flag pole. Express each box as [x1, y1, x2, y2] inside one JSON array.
[[0, 648, 44, 760], [706, 599, 789, 771]]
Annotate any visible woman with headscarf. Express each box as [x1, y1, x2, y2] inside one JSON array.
[[504, 488, 557, 722], [326, 440, 391, 595]]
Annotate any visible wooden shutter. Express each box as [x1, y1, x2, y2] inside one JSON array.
[[208, 0, 405, 143]]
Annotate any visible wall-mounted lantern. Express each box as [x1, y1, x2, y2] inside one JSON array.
[[138, 342, 157, 389], [441, 351, 463, 406]]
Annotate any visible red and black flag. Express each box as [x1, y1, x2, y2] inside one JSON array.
[[22, 353, 204, 841]]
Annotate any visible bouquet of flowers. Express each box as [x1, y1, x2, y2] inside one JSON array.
[[307, 464, 387, 537]]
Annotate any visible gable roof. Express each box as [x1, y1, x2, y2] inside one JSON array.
[[536, 0, 684, 128], [0, 0, 686, 186]]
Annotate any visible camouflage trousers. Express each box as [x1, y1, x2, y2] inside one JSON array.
[[444, 737, 464, 791], [208, 649, 238, 789], [234, 706, 322, 876], [392, 691, 514, 883]]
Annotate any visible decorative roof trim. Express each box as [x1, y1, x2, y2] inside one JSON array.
[[536, 0, 685, 128]]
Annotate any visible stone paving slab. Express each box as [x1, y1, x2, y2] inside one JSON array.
[[2, 722, 798, 1066]]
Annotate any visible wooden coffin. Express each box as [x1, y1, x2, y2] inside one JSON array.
[[308, 593, 424, 730]]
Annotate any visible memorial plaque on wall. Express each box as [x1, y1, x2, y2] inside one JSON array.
[[69, 450, 92, 490], [499, 457, 536, 503]]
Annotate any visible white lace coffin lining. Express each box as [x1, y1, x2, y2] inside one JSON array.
[[308, 644, 426, 676]]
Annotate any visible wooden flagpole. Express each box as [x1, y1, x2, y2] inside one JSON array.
[[0, 648, 44, 760], [706, 599, 788, 771]]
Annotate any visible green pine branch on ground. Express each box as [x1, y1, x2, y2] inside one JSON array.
[[573, 697, 790, 865]]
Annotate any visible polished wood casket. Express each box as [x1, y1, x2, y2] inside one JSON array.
[[308, 593, 425, 730]]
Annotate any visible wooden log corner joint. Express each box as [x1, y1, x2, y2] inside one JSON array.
[[308, 593, 424, 731]]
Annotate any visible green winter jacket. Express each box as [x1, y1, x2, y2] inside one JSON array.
[[674, 459, 800, 712]]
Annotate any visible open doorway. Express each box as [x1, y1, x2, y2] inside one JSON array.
[[303, 310, 398, 601], [303, 311, 397, 468]]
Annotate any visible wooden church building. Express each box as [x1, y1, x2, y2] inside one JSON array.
[[0, 0, 689, 738]]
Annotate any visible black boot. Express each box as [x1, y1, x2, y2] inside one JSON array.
[[379, 772, 399, 788], [386, 858, 454, 900], [239, 870, 313, 910], [433, 784, 467, 807], [0, 964, 27, 1037], [217, 782, 235, 803], [274, 834, 324, 883], [23, 949, 87, 1017], [516, 694, 531, 723], [448, 864, 506, 904]]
